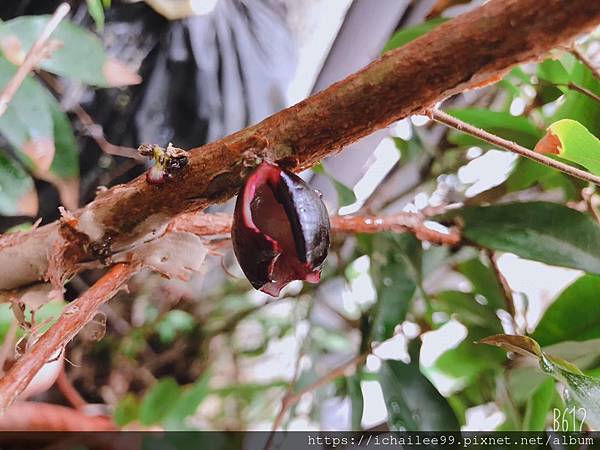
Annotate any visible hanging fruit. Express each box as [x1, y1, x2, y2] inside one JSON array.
[[232, 161, 331, 296]]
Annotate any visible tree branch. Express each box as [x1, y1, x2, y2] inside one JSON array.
[[427, 108, 600, 186], [0, 263, 136, 414], [0, 3, 70, 117], [1, 0, 600, 291], [571, 46, 600, 82], [171, 211, 461, 245]]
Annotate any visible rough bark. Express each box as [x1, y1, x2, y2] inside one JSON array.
[[1, 0, 600, 290], [0, 264, 135, 413]]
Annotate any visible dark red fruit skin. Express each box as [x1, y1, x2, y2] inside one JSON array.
[[232, 161, 331, 296]]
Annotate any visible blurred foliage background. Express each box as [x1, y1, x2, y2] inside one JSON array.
[[2, 0, 600, 434]]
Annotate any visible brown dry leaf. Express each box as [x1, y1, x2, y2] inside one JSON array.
[[102, 59, 142, 87], [534, 130, 562, 155], [478, 334, 542, 359], [0, 35, 24, 65], [22, 138, 55, 172], [80, 312, 107, 342]]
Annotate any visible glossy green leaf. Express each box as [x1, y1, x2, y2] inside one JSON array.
[[447, 109, 542, 149], [532, 275, 600, 346], [139, 377, 181, 425], [538, 119, 600, 176], [549, 54, 600, 136], [434, 335, 505, 384], [0, 17, 139, 87], [506, 158, 577, 199], [431, 291, 500, 330], [366, 233, 419, 341], [451, 202, 600, 275], [481, 334, 600, 429], [383, 18, 446, 52], [0, 150, 37, 216], [379, 342, 459, 430], [457, 258, 506, 311]]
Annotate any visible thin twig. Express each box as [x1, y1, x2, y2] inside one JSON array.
[[71, 105, 144, 161], [37, 72, 143, 161], [538, 79, 600, 104], [264, 345, 375, 450], [571, 46, 600, 81], [171, 211, 461, 246], [0, 263, 136, 414], [56, 366, 87, 410], [265, 301, 314, 450], [427, 108, 600, 186], [485, 249, 518, 332], [0, 3, 70, 117]]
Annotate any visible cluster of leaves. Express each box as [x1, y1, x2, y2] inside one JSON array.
[[0, 11, 136, 216], [333, 20, 600, 432]]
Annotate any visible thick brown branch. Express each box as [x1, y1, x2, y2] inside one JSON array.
[[0, 264, 136, 414], [1, 0, 600, 290]]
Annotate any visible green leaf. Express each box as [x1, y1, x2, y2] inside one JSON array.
[[139, 377, 181, 425], [367, 233, 419, 341], [446, 109, 542, 149], [538, 59, 570, 86], [532, 275, 600, 346], [433, 334, 504, 384], [156, 310, 195, 344], [0, 17, 139, 87], [457, 257, 506, 311], [0, 150, 37, 216], [86, 0, 105, 31], [431, 291, 500, 330], [47, 98, 79, 179], [538, 119, 600, 176], [451, 202, 600, 275], [522, 378, 555, 431], [113, 393, 140, 426], [0, 57, 54, 172], [383, 18, 446, 53], [549, 54, 600, 136], [379, 342, 459, 430], [506, 158, 576, 199], [164, 372, 210, 427], [481, 334, 600, 429]]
